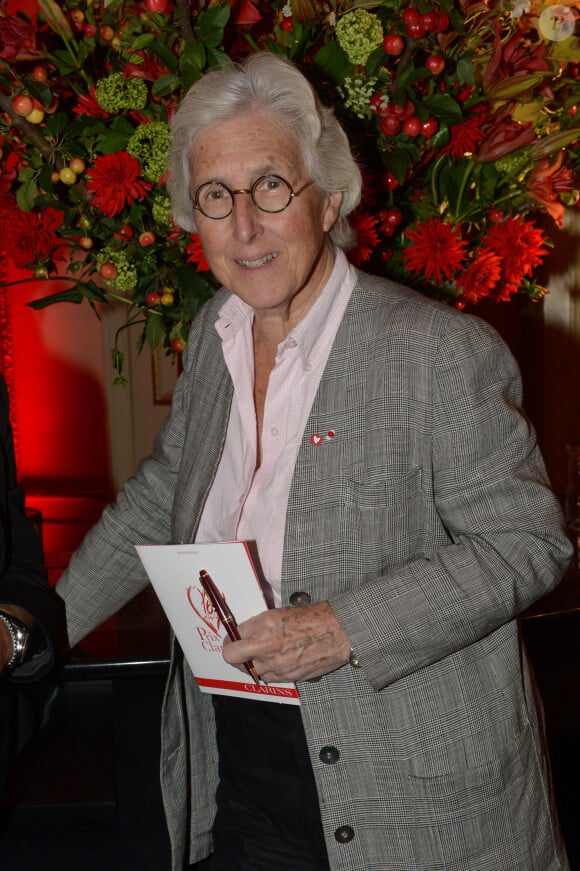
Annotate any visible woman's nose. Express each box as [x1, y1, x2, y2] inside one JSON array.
[[230, 191, 262, 240]]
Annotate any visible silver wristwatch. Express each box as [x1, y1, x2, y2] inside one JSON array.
[[0, 611, 32, 669]]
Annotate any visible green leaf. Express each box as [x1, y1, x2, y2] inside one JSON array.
[[456, 57, 475, 87], [16, 178, 38, 212], [152, 74, 181, 97], [147, 39, 179, 72], [23, 79, 53, 108], [144, 311, 166, 351], [198, 3, 231, 48], [206, 47, 235, 70], [129, 33, 156, 51], [199, 3, 231, 35], [313, 41, 351, 83], [28, 288, 85, 308], [420, 93, 463, 124], [181, 39, 207, 71]]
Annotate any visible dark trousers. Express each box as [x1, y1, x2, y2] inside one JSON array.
[[190, 695, 331, 871]]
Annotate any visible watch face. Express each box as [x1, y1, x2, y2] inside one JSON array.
[[0, 612, 31, 668]]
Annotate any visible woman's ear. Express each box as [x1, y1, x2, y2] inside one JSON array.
[[322, 191, 343, 233]]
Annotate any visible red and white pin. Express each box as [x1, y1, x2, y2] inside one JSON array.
[[310, 430, 335, 446]]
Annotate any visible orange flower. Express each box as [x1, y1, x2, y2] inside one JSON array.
[[526, 151, 576, 228]]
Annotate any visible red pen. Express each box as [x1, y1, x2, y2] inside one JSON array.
[[199, 569, 261, 685]]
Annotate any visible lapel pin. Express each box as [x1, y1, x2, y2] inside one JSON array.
[[310, 430, 335, 446]]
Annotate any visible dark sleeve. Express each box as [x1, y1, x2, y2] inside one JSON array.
[[0, 377, 62, 680]]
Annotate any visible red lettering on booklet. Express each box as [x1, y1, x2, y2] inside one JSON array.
[[196, 625, 223, 653], [187, 584, 222, 636]]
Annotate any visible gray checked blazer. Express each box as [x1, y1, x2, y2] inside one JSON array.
[[57, 270, 572, 871]]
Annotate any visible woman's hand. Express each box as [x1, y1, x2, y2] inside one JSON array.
[[221, 600, 352, 683]]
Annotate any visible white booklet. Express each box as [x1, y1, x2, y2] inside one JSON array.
[[135, 541, 300, 705]]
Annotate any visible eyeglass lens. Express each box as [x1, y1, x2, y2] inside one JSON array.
[[195, 175, 294, 219]]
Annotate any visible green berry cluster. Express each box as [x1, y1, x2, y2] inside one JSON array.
[[340, 75, 378, 120], [335, 10, 384, 67], [96, 73, 148, 113], [127, 122, 171, 183]]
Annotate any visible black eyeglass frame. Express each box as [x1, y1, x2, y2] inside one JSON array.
[[192, 174, 313, 220]]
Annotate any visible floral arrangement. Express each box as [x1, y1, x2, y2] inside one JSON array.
[[0, 0, 579, 382]]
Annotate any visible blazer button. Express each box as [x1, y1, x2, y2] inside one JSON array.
[[289, 591, 311, 607], [334, 825, 355, 843], [319, 745, 340, 764]]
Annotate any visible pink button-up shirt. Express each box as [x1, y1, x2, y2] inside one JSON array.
[[195, 249, 356, 606]]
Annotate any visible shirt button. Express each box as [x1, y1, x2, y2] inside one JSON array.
[[270, 426, 279, 437], [319, 746, 340, 764], [287, 338, 297, 349], [304, 362, 312, 372], [289, 591, 311, 607], [334, 825, 355, 843]]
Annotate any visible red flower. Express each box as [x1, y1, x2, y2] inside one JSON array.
[[526, 151, 576, 228], [3, 207, 66, 268], [476, 107, 536, 163], [456, 248, 502, 304], [484, 215, 548, 286], [0, 12, 42, 61], [483, 20, 550, 92], [86, 152, 152, 218], [441, 106, 488, 160], [73, 86, 110, 118], [122, 51, 172, 83], [185, 235, 211, 271], [442, 117, 487, 160], [403, 217, 468, 284], [347, 210, 380, 266]]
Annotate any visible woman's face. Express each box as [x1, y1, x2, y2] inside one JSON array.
[[189, 112, 342, 326]]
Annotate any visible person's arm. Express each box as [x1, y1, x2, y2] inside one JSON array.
[[224, 315, 572, 684], [0, 378, 61, 679]]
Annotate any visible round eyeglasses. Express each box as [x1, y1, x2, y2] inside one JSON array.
[[192, 174, 313, 220]]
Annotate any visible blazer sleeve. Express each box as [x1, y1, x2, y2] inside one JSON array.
[[0, 377, 61, 680], [331, 312, 573, 691]]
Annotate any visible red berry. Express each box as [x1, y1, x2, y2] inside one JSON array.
[[402, 116, 421, 136], [382, 171, 400, 191], [489, 208, 504, 224], [402, 8, 420, 26], [146, 291, 161, 306], [420, 116, 439, 138], [380, 114, 401, 136], [84, 23, 97, 37], [281, 17, 294, 32], [145, 0, 169, 11], [385, 208, 403, 227], [139, 231, 156, 247], [11, 95, 33, 116], [420, 11, 437, 31], [369, 94, 390, 116], [32, 66, 48, 82], [433, 12, 449, 32], [99, 25, 115, 40], [171, 338, 186, 353], [425, 55, 445, 74], [391, 99, 415, 120], [405, 20, 426, 38], [383, 34, 405, 55], [99, 262, 118, 280]]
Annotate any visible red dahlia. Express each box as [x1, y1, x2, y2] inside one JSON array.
[[403, 216, 468, 284], [86, 152, 152, 218]]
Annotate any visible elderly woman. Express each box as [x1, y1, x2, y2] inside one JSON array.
[[57, 53, 571, 871]]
